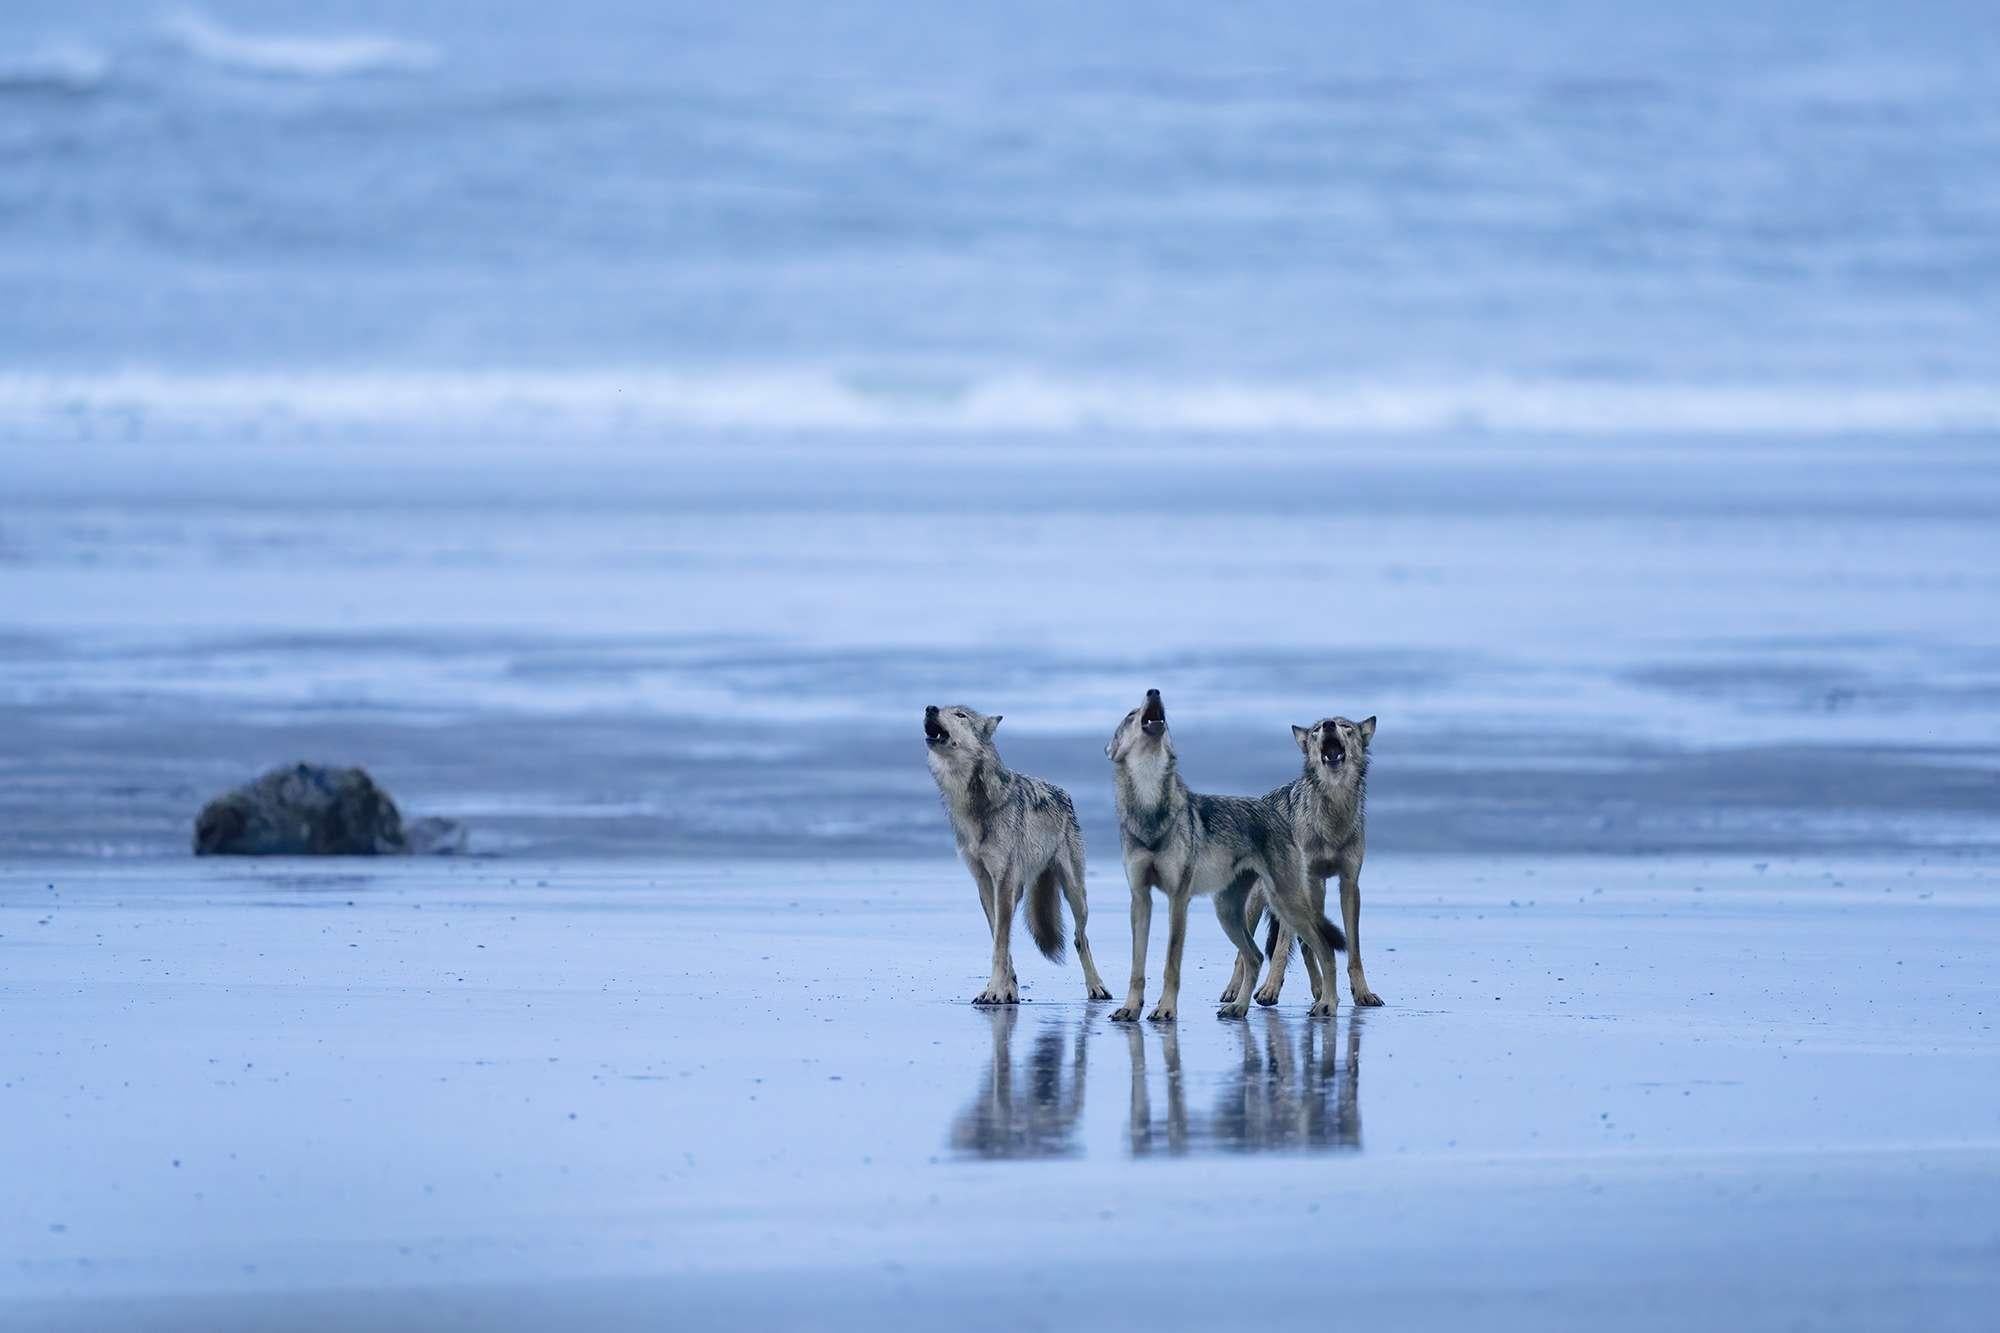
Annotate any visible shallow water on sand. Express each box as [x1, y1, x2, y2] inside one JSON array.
[[3, 855, 1996, 1330]]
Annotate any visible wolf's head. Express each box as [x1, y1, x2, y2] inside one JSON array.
[[1105, 688, 1172, 765], [925, 703, 1002, 778], [1292, 715, 1376, 785]]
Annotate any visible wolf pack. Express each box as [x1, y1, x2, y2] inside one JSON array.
[[924, 690, 1382, 1022]]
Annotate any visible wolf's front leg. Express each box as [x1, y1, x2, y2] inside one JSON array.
[[1148, 890, 1190, 1022], [1111, 863, 1153, 1021], [1339, 858, 1383, 1006], [970, 862, 1012, 1002], [974, 866, 1020, 1005]]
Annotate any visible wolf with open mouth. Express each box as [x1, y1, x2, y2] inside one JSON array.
[[924, 703, 1113, 1005], [1106, 689, 1347, 1022], [1220, 714, 1385, 1010]]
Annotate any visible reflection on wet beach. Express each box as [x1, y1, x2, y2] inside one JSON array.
[[948, 1008, 1090, 1160], [950, 1007, 1363, 1161], [1127, 1011, 1363, 1157]]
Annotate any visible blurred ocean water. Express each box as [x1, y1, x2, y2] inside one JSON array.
[[1, 2, 1996, 858], [3, 1, 1999, 416]]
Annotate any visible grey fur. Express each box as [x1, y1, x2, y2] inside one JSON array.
[[1230, 715, 1386, 1008], [1106, 690, 1347, 1023], [924, 703, 1112, 1005]]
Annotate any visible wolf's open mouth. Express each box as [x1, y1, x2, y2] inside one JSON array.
[[924, 713, 948, 744], [1322, 743, 1344, 768], [1140, 692, 1166, 735]]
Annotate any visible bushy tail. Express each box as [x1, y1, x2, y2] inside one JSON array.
[[1026, 865, 1067, 964], [1260, 911, 1290, 964], [1316, 914, 1348, 955]]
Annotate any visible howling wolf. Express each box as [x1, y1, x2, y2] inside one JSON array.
[[1106, 689, 1346, 1021], [925, 703, 1113, 1004], [1225, 715, 1386, 1009]]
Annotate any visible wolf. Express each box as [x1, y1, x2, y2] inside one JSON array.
[[924, 703, 1113, 1005], [1222, 715, 1385, 1009], [1106, 689, 1347, 1022]]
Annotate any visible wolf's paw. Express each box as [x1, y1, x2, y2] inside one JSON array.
[[1217, 1000, 1252, 1020], [1253, 983, 1282, 1007], [1217, 983, 1239, 1004], [1146, 1003, 1177, 1023], [1309, 998, 1338, 1018], [1111, 1005, 1141, 1022], [1353, 987, 1384, 1007], [1087, 984, 1114, 1001]]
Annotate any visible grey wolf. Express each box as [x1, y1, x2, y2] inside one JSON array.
[[925, 703, 1113, 1004], [1223, 716, 1385, 1008], [1106, 689, 1346, 1022]]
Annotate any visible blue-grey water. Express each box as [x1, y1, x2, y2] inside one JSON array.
[[2, 1, 1997, 859]]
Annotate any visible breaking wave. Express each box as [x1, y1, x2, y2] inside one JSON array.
[[4, 369, 1999, 437], [160, 10, 436, 79]]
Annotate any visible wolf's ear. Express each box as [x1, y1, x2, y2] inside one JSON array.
[[1292, 724, 1311, 753], [983, 714, 1003, 738], [1357, 716, 1377, 747]]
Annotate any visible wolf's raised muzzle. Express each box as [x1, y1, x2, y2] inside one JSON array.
[[1140, 689, 1167, 736], [924, 706, 947, 744]]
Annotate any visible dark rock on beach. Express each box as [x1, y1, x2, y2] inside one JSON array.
[[193, 763, 463, 856]]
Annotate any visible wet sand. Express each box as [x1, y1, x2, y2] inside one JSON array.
[[5, 853, 1995, 1331]]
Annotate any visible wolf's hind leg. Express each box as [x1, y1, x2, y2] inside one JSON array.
[[1256, 920, 1293, 1007], [1221, 891, 1264, 1003], [1213, 871, 1266, 1019], [1061, 848, 1113, 1001], [1220, 954, 1253, 1005], [1266, 863, 1342, 1017], [1280, 876, 1328, 992]]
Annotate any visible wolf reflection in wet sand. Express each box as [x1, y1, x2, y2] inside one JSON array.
[[952, 1009, 1363, 1161]]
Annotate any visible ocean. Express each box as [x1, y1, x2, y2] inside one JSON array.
[[2, 1, 1997, 859]]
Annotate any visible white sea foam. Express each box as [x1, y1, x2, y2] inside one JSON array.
[[4, 367, 1999, 437], [161, 10, 436, 78]]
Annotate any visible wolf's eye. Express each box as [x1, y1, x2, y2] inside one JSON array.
[[954, 711, 967, 719]]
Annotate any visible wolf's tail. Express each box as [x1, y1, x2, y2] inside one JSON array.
[[1026, 865, 1067, 964], [1316, 914, 1348, 955]]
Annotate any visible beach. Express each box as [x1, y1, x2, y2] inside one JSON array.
[[5, 854, 1996, 1331], [6, 414, 2000, 1333]]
